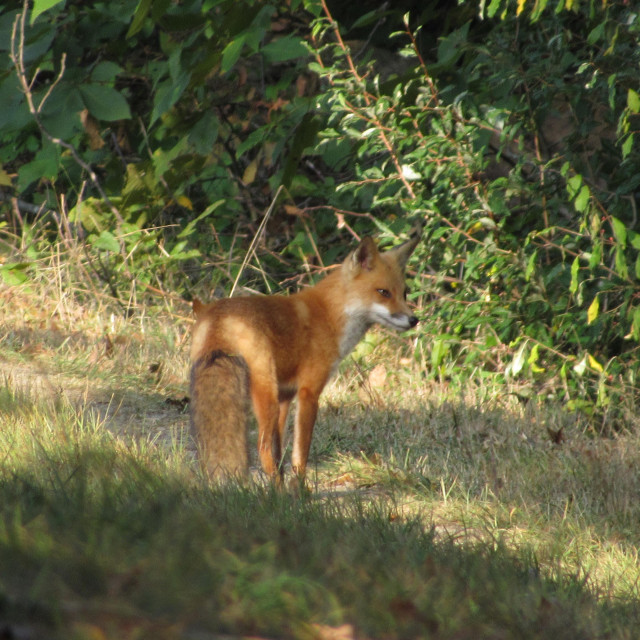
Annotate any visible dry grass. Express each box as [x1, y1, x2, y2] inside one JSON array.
[[0, 244, 639, 637]]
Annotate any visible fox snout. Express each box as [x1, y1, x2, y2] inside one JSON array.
[[391, 312, 418, 330], [370, 303, 419, 331]]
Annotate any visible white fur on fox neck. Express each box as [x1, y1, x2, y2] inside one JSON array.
[[339, 304, 374, 359]]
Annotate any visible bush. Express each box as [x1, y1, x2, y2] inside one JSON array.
[[0, 0, 639, 422]]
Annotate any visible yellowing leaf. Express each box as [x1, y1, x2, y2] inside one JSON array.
[[176, 195, 193, 210], [242, 157, 259, 185], [588, 353, 603, 372], [516, 0, 526, 15], [528, 343, 545, 373], [587, 295, 599, 325], [0, 167, 12, 187]]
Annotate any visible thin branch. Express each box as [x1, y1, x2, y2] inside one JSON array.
[[230, 185, 284, 297], [318, 0, 416, 199]]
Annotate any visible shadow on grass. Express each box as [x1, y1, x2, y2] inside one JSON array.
[[0, 434, 638, 640]]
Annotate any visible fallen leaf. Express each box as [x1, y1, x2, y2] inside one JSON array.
[[368, 364, 387, 388]]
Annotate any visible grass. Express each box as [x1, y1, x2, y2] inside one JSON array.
[[1, 269, 640, 638]]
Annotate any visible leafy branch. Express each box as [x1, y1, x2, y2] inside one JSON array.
[[9, 0, 130, 275]]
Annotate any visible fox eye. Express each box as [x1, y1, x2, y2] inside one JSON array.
[[377, 288, 391, 299]]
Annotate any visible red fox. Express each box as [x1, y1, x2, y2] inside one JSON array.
[[190, 234, 419, 481]]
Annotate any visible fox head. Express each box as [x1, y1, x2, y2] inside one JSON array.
[[341, 235, 419, 339]]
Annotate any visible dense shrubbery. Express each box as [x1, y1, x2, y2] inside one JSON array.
[[0, 0, 639, 421]]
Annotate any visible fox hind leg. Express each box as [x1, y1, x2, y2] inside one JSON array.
[[251, 379, 283, 478]]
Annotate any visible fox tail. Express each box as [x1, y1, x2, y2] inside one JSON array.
[[189, 350, 250, 479]]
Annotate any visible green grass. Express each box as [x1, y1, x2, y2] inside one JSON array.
[[0, 286, 639, 639]]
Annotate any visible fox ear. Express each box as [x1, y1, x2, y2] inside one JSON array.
[[385, 235, 420, 270], [350, 237, 379, 273], [193, 298, 204, 316]]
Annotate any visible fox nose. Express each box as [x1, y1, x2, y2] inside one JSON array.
[[409, 315, 418, 328]]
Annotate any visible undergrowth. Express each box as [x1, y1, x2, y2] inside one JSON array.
[[0, 268, 640, 639]]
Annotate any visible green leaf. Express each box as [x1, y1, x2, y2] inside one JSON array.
[[574, 185, 590, 212], [628, 89, 640, 114], [531, 0, 549, 21], [79, 84, 131, 121], [610, 216, 627, 249], [150, 76, 189, 125], [630, 230, 640, 251], [567, 174, 582, 198], [178, 200, 224, 239], [93, 230, 121, 253], [622, 134, 634, 159], [127, 0, 152, 38], [188, 112, 219, 155], [236, 127, 269, 158], [261, 36, 308, 63], [0, 75, 31, 132], [486, 0, 502, 18], [91, 61, 124, 83], [589, 239, 602, 269], [221, 35, 246, 74], [525, 250, 537, 281], [31, 0, 65, 24], [17, 141, 60, 191], [587, 22, 604, 45], [40, 82, 84, 139], [527, 343, 545, 372], [0, 262, 30, 286], [569, 255, 579, 294], [431, 338, 449, 369], [632, 308, 640, 341], [615, 248, 629, 280]]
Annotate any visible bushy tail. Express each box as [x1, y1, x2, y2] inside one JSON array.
[[190, 350, 250, 479]]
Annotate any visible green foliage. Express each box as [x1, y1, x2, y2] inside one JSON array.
[[0, 0, 314, 293], [0, 0, 639, 419], [299, 1, 640, 424]]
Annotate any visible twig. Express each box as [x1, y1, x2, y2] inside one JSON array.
[[0, 190, 52, 217], [229, 185, 284, 297]]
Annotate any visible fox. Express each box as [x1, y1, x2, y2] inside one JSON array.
[[189, 234, 419, 481]]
